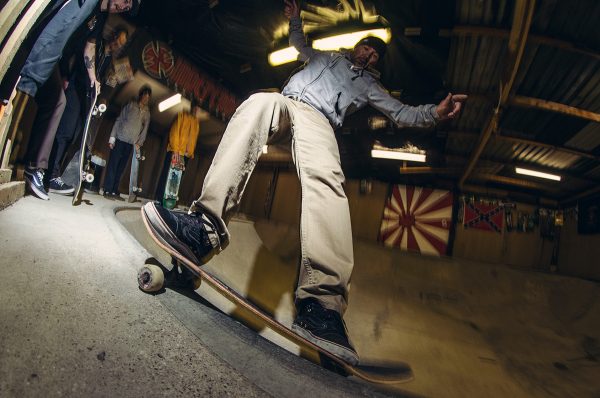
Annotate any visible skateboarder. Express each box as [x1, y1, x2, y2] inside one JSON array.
[[103, 85, 151, 199], [18, 0, 141, 200], [142, 0, 466, 365], [47, 27, 129, 196]]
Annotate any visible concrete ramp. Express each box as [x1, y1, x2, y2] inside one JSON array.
[[117, 208, 600, 397]]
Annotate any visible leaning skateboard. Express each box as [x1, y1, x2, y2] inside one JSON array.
[[162, 155, 184, 209], [72, 91, 99, 206], [129, 147, 145, 200], [137, 209, 414, 385]]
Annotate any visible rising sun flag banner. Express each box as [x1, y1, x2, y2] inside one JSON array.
[[379, 185, 454, 256]]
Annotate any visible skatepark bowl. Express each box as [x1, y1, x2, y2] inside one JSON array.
[[116, 206, 600, 398]]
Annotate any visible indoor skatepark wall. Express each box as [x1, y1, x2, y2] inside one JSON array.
[[235, 168, 600, 281]]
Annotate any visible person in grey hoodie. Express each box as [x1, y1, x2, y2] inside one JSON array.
[[140, 0, 466, 364], [103, 85, 151, 199]]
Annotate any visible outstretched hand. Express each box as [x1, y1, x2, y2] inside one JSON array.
[[284, 0, 300, 19], [436, 93, 468, 120]]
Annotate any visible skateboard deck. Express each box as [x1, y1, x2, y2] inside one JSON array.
[[138, 208, 414, 385], [72, 91, 98, 206], [129, 147, 145, 198], [162, 158, 184, 209]]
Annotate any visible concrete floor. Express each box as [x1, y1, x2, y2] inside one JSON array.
[[1, 193, 600, 397]]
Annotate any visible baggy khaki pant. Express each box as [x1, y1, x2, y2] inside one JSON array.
[[192, 93, 353, 314]]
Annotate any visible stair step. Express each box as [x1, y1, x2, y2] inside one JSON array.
[[0, 181, 25, 210], [0, 168, 11, 184]]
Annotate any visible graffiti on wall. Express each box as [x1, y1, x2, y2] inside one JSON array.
[[141, 40, 238, 120]]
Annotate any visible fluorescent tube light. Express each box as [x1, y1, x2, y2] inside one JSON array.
[[268, 47, 300, 67], [371, 149, 426, 162], [313, 28, 391, 51], [515, 167, 561, 181], [158, 93, 182, 112], [268, 27, 391, 66]]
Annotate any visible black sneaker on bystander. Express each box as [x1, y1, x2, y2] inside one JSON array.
[[24, 167, 49, 200], [49, 177, 74, 195]]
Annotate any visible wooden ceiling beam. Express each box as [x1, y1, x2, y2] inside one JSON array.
[[462, 93, 600, 125], [470, 173, 548, 190], [440, 26, 600, 62], [510, 95, 600, 123], [448, 130, 600, 162], [458, 0, 536, 190]]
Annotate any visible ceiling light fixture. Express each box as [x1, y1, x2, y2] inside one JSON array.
[[515, 167, 561, 181], [371, 142, 426, 162], [158, 93, 182, 112], [371, 150, 426, 162], [268, 27, 391, 66]]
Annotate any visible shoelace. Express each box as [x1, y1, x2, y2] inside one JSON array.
[[34, 169, 44, 183], [53, 177, 65, 187]]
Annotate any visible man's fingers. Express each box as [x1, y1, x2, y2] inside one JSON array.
[[452, 94, 468, 102]]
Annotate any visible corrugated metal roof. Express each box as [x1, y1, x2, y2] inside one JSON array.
[[442, 0, 600, 202]]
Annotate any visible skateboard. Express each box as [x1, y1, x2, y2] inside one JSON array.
[[130, 147, 145, 197], [72, 91, 98, 205], [162, 155, 184, 209], [137, 209, 414, 385]]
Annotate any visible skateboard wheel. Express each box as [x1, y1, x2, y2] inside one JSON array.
[[137, 264, 165, 292], [98, 103, 107, 113], [85, 174, 95, 183]]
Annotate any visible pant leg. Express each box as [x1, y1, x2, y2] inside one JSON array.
[[24, 69, 67, 170], [104, 140, 129, 193], [192, 93, 353, 314], [113, 141, 133, 194], [48, 82, 82, 178], [289, 100, 354, 314], [17, 0, 100, 97], [193, 92, 292, 236]]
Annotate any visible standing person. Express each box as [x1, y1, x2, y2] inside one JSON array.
[[47, 27, 130, 195], [19, 0, 141, 200], [141, 0, 466, 365], [103, 85, 151, 200], [154, 102, 202, 204]]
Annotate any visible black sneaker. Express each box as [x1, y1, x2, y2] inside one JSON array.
[[292, 298, 359, 365], [49, 177, 74, 195], [141, 202, 221, 265], [24, 167, 49, 200]]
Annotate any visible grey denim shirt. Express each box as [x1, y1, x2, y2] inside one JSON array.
[[109, 100, 150, 146], [282, 16, 439, 129]]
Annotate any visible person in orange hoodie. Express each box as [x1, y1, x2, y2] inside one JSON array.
[[154, 101, 201, 203]]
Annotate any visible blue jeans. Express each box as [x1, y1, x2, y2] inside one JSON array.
[[17, 0, 99, 97]]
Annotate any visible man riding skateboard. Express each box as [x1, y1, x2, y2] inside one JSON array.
[[142, 0, 466, 365]]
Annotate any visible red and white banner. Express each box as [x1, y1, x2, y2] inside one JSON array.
[[379, 185, 453, 256], [463, 201, 504, 232]]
